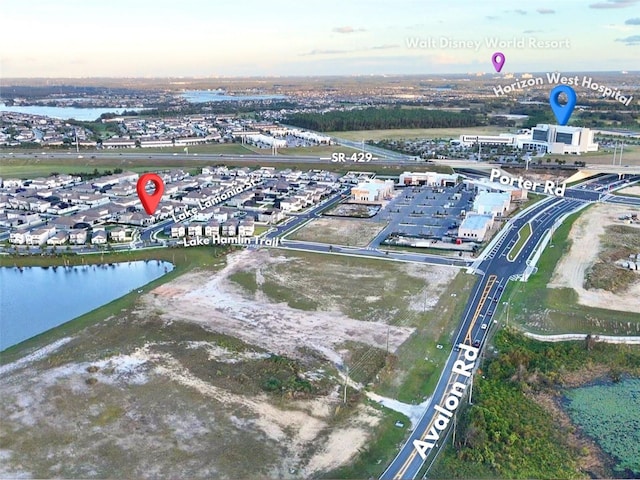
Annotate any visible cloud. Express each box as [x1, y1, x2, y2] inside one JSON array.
[[332, 26, 365, 34], [486, 15, 499, 20], [590, 0, 639, 8], [300, 44, 399, 56], [537, 8, 556, 14], [523, 29, 544, 33], [604, 23, 634, 30], [301, 49, 349, 56], [616, 34, 640, 44], [514, 9, 528, 14], [625, 17, 640, 24], [370, 44, 400, 50]]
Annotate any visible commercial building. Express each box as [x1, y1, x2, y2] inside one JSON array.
[[350, 179, 395, 203], [398, 172, 458, 187], [472, 191, 511, 217], [457, 124, 598, 155], [464, 178, 528, 202], [528, 124, 598, 154], [458, 214, 494, 241]]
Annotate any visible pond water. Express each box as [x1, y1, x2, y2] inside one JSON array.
[[0, 104, 147, 121], [180, 90, 287, 103], [0, 261, 173, 351], [563, 377, 640, 477]]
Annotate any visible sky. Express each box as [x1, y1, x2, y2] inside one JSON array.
[[1, 0, 639, 77]]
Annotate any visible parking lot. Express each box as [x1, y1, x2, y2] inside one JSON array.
[[368, 183, 474, 248]]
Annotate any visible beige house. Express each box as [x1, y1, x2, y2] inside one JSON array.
[[110, 228, 128, 242], [47, 232, 69, 245], [171, 224, 186, 238], [238, 220, 255, 237], [69, 229, 88, 245], [187, 224, 203, 237], [91, 230, 108, 244]]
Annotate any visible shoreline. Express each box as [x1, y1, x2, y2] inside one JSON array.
[[0, 246, 230, 365], [532, 367, 640, 478]]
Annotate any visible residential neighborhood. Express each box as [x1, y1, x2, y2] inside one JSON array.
[[0, 165, 344, 251]]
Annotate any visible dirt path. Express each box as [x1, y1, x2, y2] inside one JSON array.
[[142, 249, 415, 366], [548, 203, 640, 313]]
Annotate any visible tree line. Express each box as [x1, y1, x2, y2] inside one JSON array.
[[284, 107, 484, 131]]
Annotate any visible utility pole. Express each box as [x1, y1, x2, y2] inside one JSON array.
[[343, 366, 349, 404], [504, 301, 509, 328], [386, 325, 390, 355], [452, 412, 457, 446], [619, 142, 624, 166]]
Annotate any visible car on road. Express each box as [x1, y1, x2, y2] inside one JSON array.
[[473, 340, 481, 348], [481, 323, 487, 330], [487, 310, 493, 316]]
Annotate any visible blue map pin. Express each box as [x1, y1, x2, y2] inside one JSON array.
[[549, 85, 577, 126]]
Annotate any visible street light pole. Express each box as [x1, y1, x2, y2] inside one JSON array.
[[343, 366, 349, 404]]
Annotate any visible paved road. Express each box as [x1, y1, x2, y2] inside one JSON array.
[[1, 150, 418, 167], [379, 174, 634, 480]]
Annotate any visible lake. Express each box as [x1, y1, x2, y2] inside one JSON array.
[[0, 104, 146, 121], [180, 90, 287, 103], [563, 377, 640, 477], [0, 261, 173, 351]]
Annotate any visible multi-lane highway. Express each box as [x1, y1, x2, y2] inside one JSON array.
[[380, 173, 637, 480], [0, 150, 415, 166]]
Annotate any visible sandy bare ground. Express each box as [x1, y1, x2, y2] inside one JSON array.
[[142, 249, 415, 366], [290, 217, 386, 247], [617, 185, 640, 196], [548, 203, 640, 313], [1, 248, 457, 478], [0, 339, 384, 479]]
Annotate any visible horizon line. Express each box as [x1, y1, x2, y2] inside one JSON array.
[[2, 70, 639, 81]]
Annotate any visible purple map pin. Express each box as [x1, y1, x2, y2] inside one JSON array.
[[492, 52, 505, 73]]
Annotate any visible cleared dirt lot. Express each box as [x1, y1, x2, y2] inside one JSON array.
[[548, 203, 640, 313], [617, 185, 640, 196], [289, 217, 386, 247], [0, 248, 458, 478], [0, 340, 381, 479]]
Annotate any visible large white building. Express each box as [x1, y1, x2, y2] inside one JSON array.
[[528, 124, 598, 154], [457, 124, 598, 155], [472, 191, 511, 217], [351, 179, 395, 203], [245, 134, 287, 148], [458, 214, 494, 241]]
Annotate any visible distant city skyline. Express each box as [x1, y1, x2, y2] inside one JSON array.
[[2, 0, 639, 78]]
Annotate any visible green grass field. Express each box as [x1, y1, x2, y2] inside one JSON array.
[[327, 127, 513, 142], [0, 155, 451, 179], [579, 145, 640, 165], [124, 143, 258, 154], [496, 208, 640, 335], [507, 222, 532, 261]]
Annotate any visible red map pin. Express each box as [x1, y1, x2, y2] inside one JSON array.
[[136, 173, 164, 215]]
